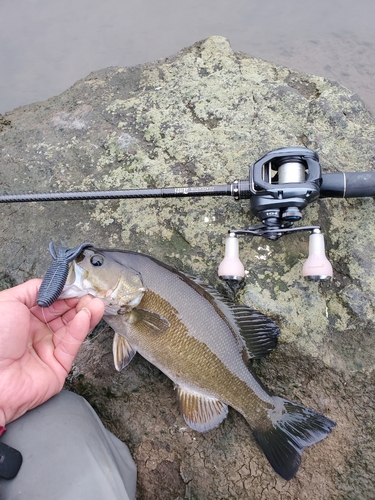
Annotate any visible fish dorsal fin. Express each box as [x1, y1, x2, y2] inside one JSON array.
[[177, 386, 228, 432], [128, 308, 170, 335], [231, 306, 280, 359], [180, 274, 280, 359], [113, 332, 137, 371]]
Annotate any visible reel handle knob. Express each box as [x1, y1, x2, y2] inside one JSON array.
[[218, 233, 245, 282], [302, 230, 333, 281]]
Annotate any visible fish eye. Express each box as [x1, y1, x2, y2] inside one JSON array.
[[90, 254, 104, 267]]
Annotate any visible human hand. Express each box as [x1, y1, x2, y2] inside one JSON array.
[[0, 279, 105, 426]]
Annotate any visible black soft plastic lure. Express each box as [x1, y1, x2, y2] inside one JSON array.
[[37, 242, 92, 307]]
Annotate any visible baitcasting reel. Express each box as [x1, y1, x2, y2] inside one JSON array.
[[218, 147, 332, 282]]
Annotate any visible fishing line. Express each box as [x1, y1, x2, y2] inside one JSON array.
[[41, 306, 101, 346]]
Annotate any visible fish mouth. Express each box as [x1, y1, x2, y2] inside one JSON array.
[[59, 261, 121, 304], [60, 261, 97, 299]]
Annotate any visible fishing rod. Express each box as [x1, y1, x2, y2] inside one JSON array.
[[2, 146, 375, 283]]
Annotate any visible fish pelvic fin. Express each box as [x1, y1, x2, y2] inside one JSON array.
[[232, 306, 280, 359], [177, 386, 228, 432], [113, 332, 137, 371], [252, 397, 336, 480]]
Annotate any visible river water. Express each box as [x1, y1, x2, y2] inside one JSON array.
[[0, 0, 374, 115]]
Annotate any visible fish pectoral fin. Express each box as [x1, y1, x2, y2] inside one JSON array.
[[232, 306, 280, 359], [128, 308, 170, 335], [177, 386, 228, 432], [113, 332, 137, 371]]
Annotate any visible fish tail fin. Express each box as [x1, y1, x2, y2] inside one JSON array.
[[251, 397, 335, 480]]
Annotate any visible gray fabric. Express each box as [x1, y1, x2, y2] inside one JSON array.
[[0, 391, 137, 500]]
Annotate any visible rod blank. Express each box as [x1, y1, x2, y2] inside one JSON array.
[[0, 184, 232, 203], [1, 171, 375, 204]]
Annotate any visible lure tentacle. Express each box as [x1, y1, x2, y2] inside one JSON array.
[[37, 242, 92, 307]]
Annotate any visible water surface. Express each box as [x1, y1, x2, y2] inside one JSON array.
[[1, 0, 374, 115]]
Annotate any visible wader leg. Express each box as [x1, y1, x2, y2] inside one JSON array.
[[0, 391, 137, 500]]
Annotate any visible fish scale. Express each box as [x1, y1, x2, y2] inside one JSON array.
[[109, 289, 272, 411], [59, 245, 335, 480], [114, 252, 274, 395]]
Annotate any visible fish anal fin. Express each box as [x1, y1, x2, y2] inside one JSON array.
[[128, 308, 170, 335], [177, 386, 228, 432], [233, 306, 280, 359], [252, 397, 336, 480], [113, 332, 137, 371]]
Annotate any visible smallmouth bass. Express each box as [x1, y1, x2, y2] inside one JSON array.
[[59, 246, 335, 480]]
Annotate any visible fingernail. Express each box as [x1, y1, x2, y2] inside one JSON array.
[[81, 307, 92, 319]]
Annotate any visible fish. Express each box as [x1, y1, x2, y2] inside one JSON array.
[[59, 245, 335, 480]]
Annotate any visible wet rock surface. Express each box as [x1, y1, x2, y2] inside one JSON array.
[[1, 36, 375, 499]]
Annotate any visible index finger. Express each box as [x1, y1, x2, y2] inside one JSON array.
[[30, 296, 83, 323]]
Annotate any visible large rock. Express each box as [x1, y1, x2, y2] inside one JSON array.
[[1, 36, 375, 499]]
